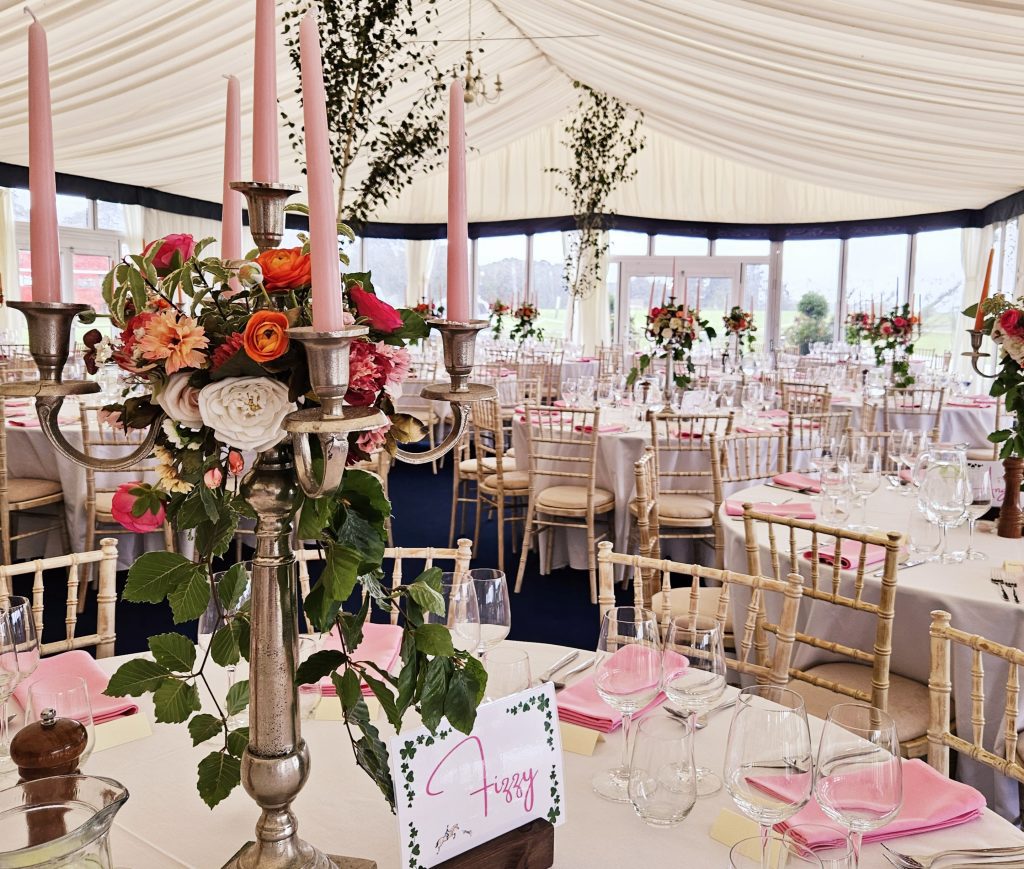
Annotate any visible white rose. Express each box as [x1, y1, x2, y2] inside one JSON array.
[[661, 328, 674, 340], [669, 317, 682, 329], [198, 376, 294, 453], [155, 373, 204, 428]]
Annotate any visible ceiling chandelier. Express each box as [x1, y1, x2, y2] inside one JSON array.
[[459, 0, 502, 105]]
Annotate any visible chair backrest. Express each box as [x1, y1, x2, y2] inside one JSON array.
[[398, 379, 440, 419], [710, 431, 788, 492], [0, 538, 118, 657], [650, 411, 733, 498], [597, 541, 804, 686], [741, 505, 902, 711], [882, 386, 945, 439], [516, 361, 560, 403], [781, 381, 831, 415], [786, 410, 851, 472], [472, 398, 512, 486], [295, 538, 473, 622], [521, 404, 601, 493], [928, 609, 1024, 784], [79, 404, 161, 507]]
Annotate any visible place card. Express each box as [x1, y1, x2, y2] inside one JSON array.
[[388, 683, 565, 868], [93, 713, 153, 753], [312, 695, 381, 721], [558, 721, 602, 756], [709, 807, 759, 853]]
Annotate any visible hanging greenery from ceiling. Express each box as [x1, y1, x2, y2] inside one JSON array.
[[549, 81, 645, 299], [283, 0, 450, 227]]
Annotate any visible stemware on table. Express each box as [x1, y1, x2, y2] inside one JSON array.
[[898, 431, 929, 497], [428, 573, 481, 654], [964, 465, 993, 561], [469, 568, 510, 658], [848, 450, 882, 532], [729, 836, 823, 869], [483, 647, 531, 700], [25, 674, 96, 767], [0, 596, 38, 773], [628, 712, 697, 826], [919, 464, 968, 564], [885, 431, 904, 490], [0, 611, 20, 775], [783, 824, 855, 869], [592, 606, 662, 803], [905, 507, 942, 563]]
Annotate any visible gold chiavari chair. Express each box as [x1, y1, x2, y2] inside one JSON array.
[[741, 504, 928, 757], [785, 410, 851, 473], [0, 537, 118, 658], [780, 381, 831, 415], [881, 386, 945, 440], [966, 396, 1006, 462], [515, 404, 614, 603], [597, 541, 805, 686]]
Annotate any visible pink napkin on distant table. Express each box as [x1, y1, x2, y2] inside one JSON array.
[[13, 650, 138, 725], [498, 367, 516, 377], [553, 400, 566, 407], [772, 472, 821, 493], [804, 539, 887, 570], [319, 623, 403, 697], [736, 425, 772, 434], [574, 424, 625, 434], [726, 501, 815, 520], [758, 409, 788, 418], [556, 647, 686, 733], [948, 396, 997, 408], [7, 417, 40, 427], [575, 356, 597, 363], [768, 759, 985, 847]]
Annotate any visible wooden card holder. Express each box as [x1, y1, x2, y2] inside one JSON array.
[[435, 819, 554, 869]]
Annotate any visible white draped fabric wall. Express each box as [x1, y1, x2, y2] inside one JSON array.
[[404, 240, 435, 308], [0, 189, 17, 332], [960, 225, 998, 376]]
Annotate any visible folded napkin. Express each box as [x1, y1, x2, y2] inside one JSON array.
[[498, 368, 516, 378], [575, 356, 597, 363], [7, 417, 40, 427], [553, 400, 566, 407], [771, 759, 985, 847], [574, 424, 625, 434], [948, 396, 997, 408], [804, 539, 887, 570], [772, 472, 822, 493], [556, 647, 686, 733], [319, 623, 403, 697], [726, 501, 815, 520], [759, 409, 788, 418], [13, 650, 138, 725]]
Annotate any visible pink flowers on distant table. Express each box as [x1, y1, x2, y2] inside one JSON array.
[[110, 482, 166, 534]]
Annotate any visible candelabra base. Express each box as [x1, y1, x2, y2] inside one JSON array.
[[223, 842, 377, 869]]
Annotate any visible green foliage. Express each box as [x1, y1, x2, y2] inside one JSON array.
[[785, 291, 833, 351], [197, 751, 241, 809], [797, 291, 830, 320]]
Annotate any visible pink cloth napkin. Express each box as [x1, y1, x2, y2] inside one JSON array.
[[318, 623, 403, 696], [556, 647, 686, 733], [7, 417, 41, 427], [772, 472, 822, 493], [736, 425, 773, 433], [13, 650, 138, 725], [726, 501, 815, 520], [575, 356, 597, 363], [574, 424, 625, 434], [770, 759, 985, 847], [498, 367, 516, 377], [759, 409, 788, 418], [948, 396, 997, 408], [804, 539, 887, 570]]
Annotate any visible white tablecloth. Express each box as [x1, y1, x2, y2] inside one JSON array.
[[721, 481, 1024, 819], [828, 392, 997, 447], [72, 642, 1024, 867]]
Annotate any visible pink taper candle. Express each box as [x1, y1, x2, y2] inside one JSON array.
[[26, 9, 61, 303], [299, 10, 343, 331], [252, 0, 279, 183], [445, 80, 471, 322], [221, 75, 242, 270]]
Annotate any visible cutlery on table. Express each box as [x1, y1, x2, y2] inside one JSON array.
[[537, 650, 578, 683], [992, 576, 1011, 602], [665, 697, 738, 728], [872, 559, 925, 578], [993, 569, 1021, 604], [765, 483, 813, 495], [881, 843, 1024, 869], [552, 657, 594, 690]]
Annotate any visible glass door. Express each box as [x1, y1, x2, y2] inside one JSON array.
[[617, 257, 677, 345]]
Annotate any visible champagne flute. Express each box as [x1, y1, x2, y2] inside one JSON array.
[[814, 704, 902, 868], [964, 465, 992, 561], [469, 569, 511, 659], [663, 620, 727, 796], [0, 596, 38, 771], [592, 606, 662, 803], [724, 685, 813, 868], [427, 573, 481, 654]]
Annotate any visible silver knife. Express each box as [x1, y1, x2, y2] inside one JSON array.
[[553, 656, 595, 689], [538, 650, 578, 683]]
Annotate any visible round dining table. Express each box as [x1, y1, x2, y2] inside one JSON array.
[[68, 642, 1024, 867]]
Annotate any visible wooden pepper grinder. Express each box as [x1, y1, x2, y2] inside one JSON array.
[[10, 707, 88, 781]]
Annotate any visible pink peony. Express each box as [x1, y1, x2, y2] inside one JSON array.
[[374, 342, 411, 387], [110, 482, 165, 534], [143, 234, 196, 276], [999, 308, 1024, 337], [204, 467, 224, 488]]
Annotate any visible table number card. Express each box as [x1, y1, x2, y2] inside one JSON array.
[[388, 682, 565, 868]]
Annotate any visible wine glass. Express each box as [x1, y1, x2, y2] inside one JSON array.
[[469, 569, 510, 659], [483, 647, 531, 700], [0, 612, 19, 773], [761, 379, 778, 414], [729, 836, 823, 869], [663, 620, 727, 796], [719, 380, 737, 410], [200, 564, 253, 728], [964, 465, 992, 561], [920, 466, 968, 564], [724, 685, 813, 868], [26, 675, 96, 767], [592, 606, 662, 803], [427, 573, 481, 653], [814, 704, 902, 868], [560, 377, 579, 408], [578, 376, 596, 407], [809, 437, 839, 477], [628, 714, 697, 827], [885, 432, 904, 489], [848, 450, 881, 531], [741, 383, 763, 427], [898, 431, 929, 497], [0, 596, 38, 772]]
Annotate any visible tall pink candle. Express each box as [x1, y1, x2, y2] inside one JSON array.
[[252, 0, 279, 183], [26, 11, 60, 303], [221, 75, 242, 268], [299, 10, 343, 331], [446, 80, 471, 322]]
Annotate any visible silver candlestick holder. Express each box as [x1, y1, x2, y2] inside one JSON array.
[[231, 182, 303, 251], [963, 328, 999, 378]]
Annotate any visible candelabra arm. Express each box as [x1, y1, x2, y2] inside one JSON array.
[[393, 402, 469, 466], [963, 328, 999, 379]]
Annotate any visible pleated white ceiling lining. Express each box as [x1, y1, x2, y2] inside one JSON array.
[[1, 0, 1022, 224]]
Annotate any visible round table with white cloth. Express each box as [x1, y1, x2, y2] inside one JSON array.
[[85, 642, 1024, 868], [720, 479, 1024, 819], [560, 358, 600, 382]]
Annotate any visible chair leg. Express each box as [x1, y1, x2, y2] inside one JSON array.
[[586, 512, 597, 605], [473, 488, 483, 553], [496, 494, 505, 575], [448, 473, 460, 548], [515, 500, 537, 593]]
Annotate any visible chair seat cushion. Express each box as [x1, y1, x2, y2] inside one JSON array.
[[629, 493, 715, 523], [651, 586, 734, 633], [459, 456, 515, 474], [8, 477, 63, 505], [482, 471, 530, 491], [789, 662, 929, 742], [536, 485, 614, 513]]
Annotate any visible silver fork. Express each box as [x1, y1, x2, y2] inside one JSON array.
[[881, 842, 1024, 869], [552, 657, 594, 689], [994, 569, 1021, 604], [992, 575, 1011, 602]]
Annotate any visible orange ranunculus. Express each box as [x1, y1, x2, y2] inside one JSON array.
[[243, 310, 290, 363], [255, 247, 312, 292]]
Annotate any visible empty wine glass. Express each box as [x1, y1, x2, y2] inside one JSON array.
[[628, 714, 697, 827], [578, 376, 596, 407], [0, 596, 38, 772], [741, 383, 763, 427], [719, 381, 737, 409], [964, 465, 993, 561], [560, 377, 579, 408], [663, 620, 727, 796], [885, 432, 903, 489], [814, 704, 902, 868], [0, 612, 19, 774], [898, 431, 929, 497], [724, 685, 813, 868], [469, 569, 510, 658], [848, 450, 881, 531], [427, 573, 481, 654], [26, 675, 96, 767], [920, 466, 968, 564], [592, 606, 662, 803]]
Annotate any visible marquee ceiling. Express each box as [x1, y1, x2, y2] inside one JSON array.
[[1, 0, 1022, 225]]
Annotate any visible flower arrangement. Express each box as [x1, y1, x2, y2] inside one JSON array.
[[488, 298, 511, 339], [628, 300, 714, 390], [969, 294, 1024, 458], [92, 231, 486, 810], [509, 302, 544, 345], [412, 299, 444, 319], [871, 303, 919, 388], [845, 310, 874, 345], [723, 305, 756, 354]]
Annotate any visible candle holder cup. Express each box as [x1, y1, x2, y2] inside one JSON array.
[[230, 181, 302, 252], [963, 328, 998, 379]]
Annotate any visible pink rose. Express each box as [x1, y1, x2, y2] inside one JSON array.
[[143, 234, 196, 276], [349, 285, 403, 332], [999, 309, 1024, 337], [204, 467, 224, 488], [227, 450, 245, 476], [110, 482, 166, 534]]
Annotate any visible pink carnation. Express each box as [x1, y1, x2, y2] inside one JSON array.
[[345, 339, 392, 407], [356, 422, 391, 456], [374, 342, 411, 387]]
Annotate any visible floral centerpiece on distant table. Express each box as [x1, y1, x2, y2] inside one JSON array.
[[628, 299, 714, 391], [845, 310, 874, 345], [91, 231, 485, 810], [871, 303, 919, 388], [412, 298, 444, 319], [509, 301, 544, 345], [723, 305, 756, 355], [488, 298, 510, 339]]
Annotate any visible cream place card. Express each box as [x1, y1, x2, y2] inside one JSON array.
[[93, 713, 153, 753], [559, 721, 602, 756], [388, 682, 565, 868]]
